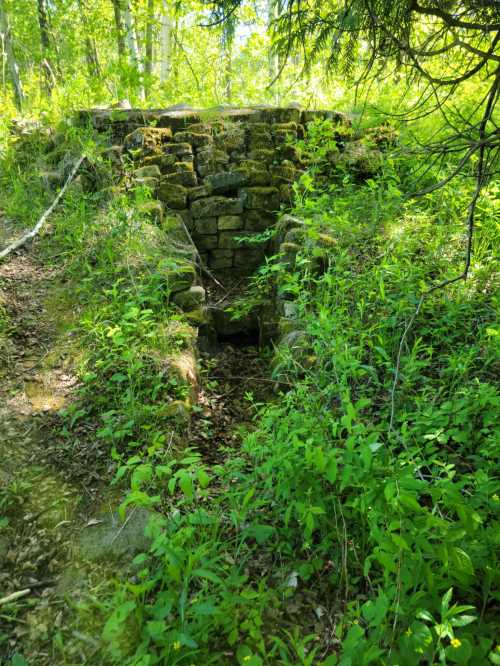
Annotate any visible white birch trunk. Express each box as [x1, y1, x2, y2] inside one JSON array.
[[0, 0, 25, 110], [159, 0, 172, 83]]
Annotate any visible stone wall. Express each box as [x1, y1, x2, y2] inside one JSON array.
[[79, 106, 351, 275]]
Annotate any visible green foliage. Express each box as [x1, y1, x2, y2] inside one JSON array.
[[95, 118, 499, 664]]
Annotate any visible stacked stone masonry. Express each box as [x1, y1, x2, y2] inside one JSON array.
[[80, 105, 352, 274]]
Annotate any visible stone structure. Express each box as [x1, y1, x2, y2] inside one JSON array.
[[78, 105, 351, 275], [77, 106, 389, 337]]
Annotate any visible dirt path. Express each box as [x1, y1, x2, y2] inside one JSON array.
[[0, 238, 124, 664]]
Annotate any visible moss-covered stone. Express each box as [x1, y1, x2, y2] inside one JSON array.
[[209, 249, 233, 269], [232, 164, 271, 186], [161, 400, 191, 421], [244, 210, 275, 231], [185, 307, 210, 325], [270, 165, 297, 183], [194, 217, 217, 234], [241, 186, 280, 211], [157, 259, 196, 293], [162, 170, 198, 187], [218, 215, 242, 230], [204, 171, 246, 193], [157, 182, 187, 209], [193, 234, 218, 250], [191, 196, 243, 218], [247, 148, 275, 163], [134, 176, 158, 192], [214, 126, 245, 151], [137, 199, 163, 226], [273, 129, 297, 144], [162, 142, 193, 159], [134, 164, 161, 179], [174, 131, 212, 148], [234, 248, 265, 268], [124, 127, 173, 155], [218, 231, 244, 249], [173, 285, 206, 310], [188, 185, 211, 201]]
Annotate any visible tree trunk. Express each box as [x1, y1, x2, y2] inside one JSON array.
[[77, 0, 100, 78], [223, 36, 232, 103], [221, 20, 235, 104], [159, 0, 172, 84], [123, 0, 144, 99], [144, 0, 154, 97], [267, 0, 280, 102], [37, 0, 55, 94], [145, 0, 154, 76], [0, 0, 25, 110], [111, 0, 126, 58]]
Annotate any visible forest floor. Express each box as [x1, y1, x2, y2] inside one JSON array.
[[0, 220, 272, 663]]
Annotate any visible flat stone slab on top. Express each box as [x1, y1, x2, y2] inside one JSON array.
[[77, 105, 351, 135]]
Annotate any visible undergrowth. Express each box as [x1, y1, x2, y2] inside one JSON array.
[[0, 116, 498, 665], [90, 122, 499, 665]]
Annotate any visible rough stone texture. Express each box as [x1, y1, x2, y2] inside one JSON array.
[[173, 285, 206, 310], [191, 196, 243, 218], [81, 106, 382, 278], [218, 215, 242, 230], [241, 187, 280, 212], [158, 182, 187, 209]]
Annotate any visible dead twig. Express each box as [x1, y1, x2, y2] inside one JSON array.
[[0, 155, 85, 262]]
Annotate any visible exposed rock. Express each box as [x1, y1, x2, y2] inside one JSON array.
[[174, 131, 212, 148], [157, 182, 187, 209], [157, 259, 196, 293], [209, 249, 234, 269], [194, 217, 217, 234], [204, 171, 246, 193], [191, 196, 243, 218], [134, 164, 161, 179], [173, 285, 206, 310], [241, 186, 280, 212], [218, 215, 242, 230]]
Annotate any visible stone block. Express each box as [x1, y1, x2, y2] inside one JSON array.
[[194, 217, 217, 234], [137, 199, 163, 226], [134, 164, 161, 179], [247, 148, 275, 163], [191, 196, 243, 218], [162, 142, 193, 159], [273, 129, 297, 144], [279, 184, 294, 204], [218, 215, 242, 230], [232, 164, 270, 186], [174, 131, 212, 148], [188, 185, 211, 201], [157, 182, 187, 209], [134, 176, 158, 192], [197, 147, 229, 166], [244, 210, 275, 231], [177, 208, 193, 231], [124, 127, 173, 155], [214, 127, 245, 151], [162, 170, 198, 187], [204, 171, 246, 193], [241, 187, 280, 211], [270, 165, 297, 183], [157, 260, 195, 293], [234, 248, 265, 268], [172, 285, 206, 310], [219, 231, 244, 249], [209, 249, 234, 269], [193, 234, 218, 250]]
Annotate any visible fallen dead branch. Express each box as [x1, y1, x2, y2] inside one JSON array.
[[0, 154, 85, 262]]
